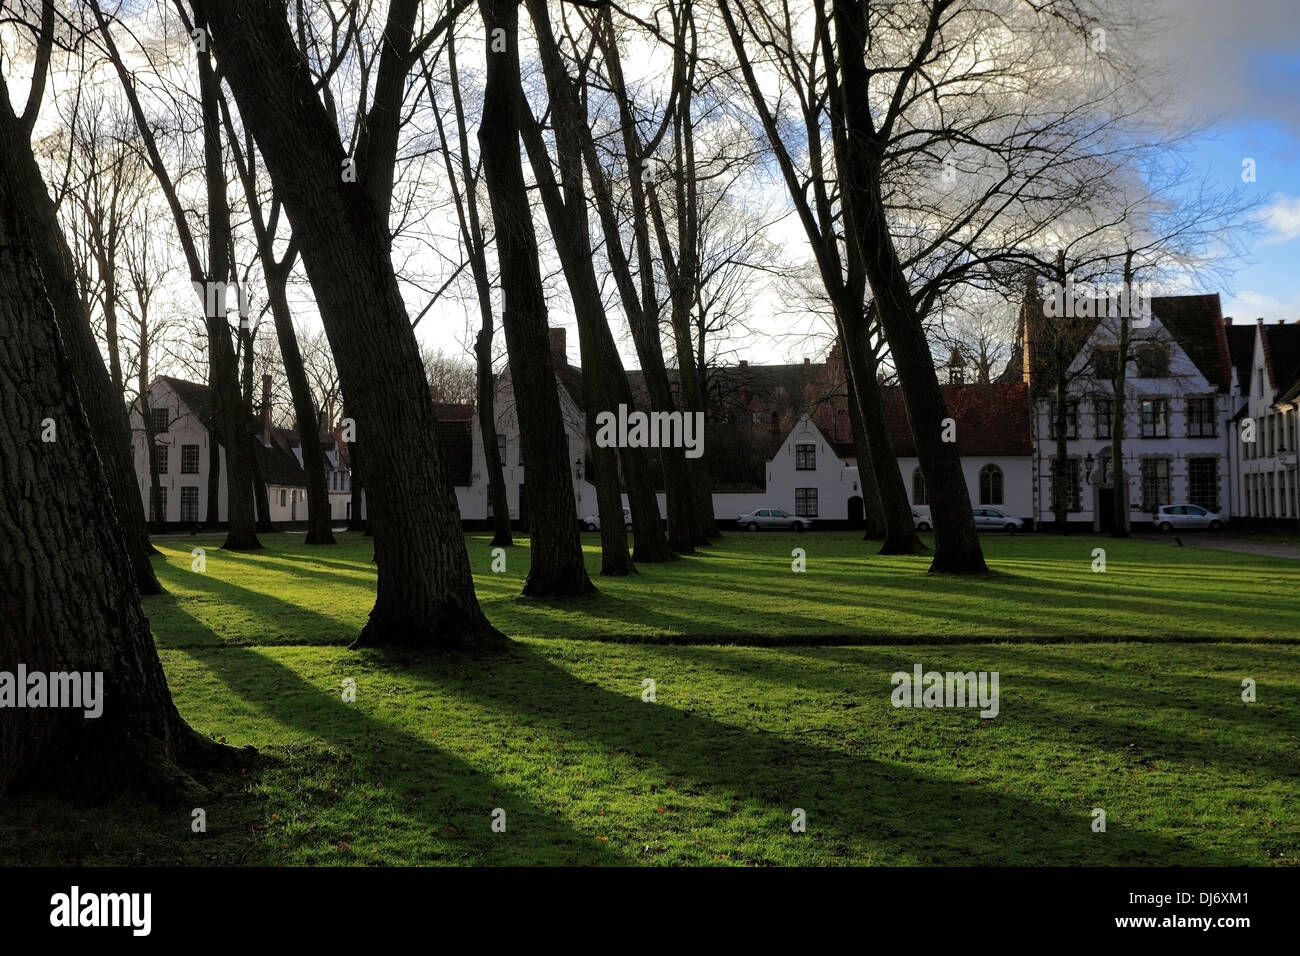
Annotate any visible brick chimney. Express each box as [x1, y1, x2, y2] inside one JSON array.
[[261, 373, 272, 445], [549, 327, 568, 369]]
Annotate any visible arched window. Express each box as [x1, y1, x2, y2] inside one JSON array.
[[912, 467, 927, 505], [979, 464, 1003, 505]]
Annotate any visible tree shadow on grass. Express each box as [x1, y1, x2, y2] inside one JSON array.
[[394, 641, 1246, 865], [663, 644, 1300, 784], [149, 570, 370, 649], [179, 641, 611, 866]]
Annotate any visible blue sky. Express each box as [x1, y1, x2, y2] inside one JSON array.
[[1148, 0, 1300, 322]]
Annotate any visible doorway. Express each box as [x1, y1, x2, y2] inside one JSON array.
[[1097, 487, 1115, 533], [847, 496, 864, 529]]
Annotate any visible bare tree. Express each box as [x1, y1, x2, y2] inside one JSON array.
[[6, 4, 162, 593], [91, 0, 261, 549], [188, 0, 503, 647], [477, 0, 593, 596], [420, 30, 512, 545]]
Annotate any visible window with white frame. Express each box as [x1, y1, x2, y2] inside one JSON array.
[[180, 486, 199, 523], [1140, 458, 1171, 511], [795, 487, 818, 517], [1186, 395, 1216, 438]]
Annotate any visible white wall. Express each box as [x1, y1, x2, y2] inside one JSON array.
[[131, 379, 228, 524], [905, 456, 1033, 521], [1031, 313, 1233, 524]]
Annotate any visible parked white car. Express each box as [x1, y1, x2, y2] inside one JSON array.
[[912, 510, 932, 531], [738, 508, 812, 532], [972, 507, 1022, 532], [1152, 504, 1223, 532], [580, 507, 632, 532]]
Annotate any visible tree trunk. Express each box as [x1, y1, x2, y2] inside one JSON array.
[[192, 0, 502, 648], [197, 44, 260, 552], [222, 100, 336, 547], [833, 0, 985, 573], [477, 0, 593, 597], [843, 338, 885, 539], [583, 11, 700, 554], [267, 272, 334, 544], [837, 305, 920, 553], [139, 331, 164, 530], [0, 79, 162, 594], [476, 330, 513, 546], [240, 325, 275, 536], [205, 422, 221, 526], [522, 0, 673, 574], [346, 428, 366, 532], [1110, 251, 1133, 537], [1052, 384, 1070, 533], [0, 125, 225, 800]]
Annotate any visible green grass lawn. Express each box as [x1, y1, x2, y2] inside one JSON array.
[[143, 530, 1300, 645], [3, 532, 1297, 866]]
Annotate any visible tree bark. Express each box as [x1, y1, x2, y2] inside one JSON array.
[[191, 0, 503, 648], [0, 75, 161, 593], [205, 422, 221, 526], [476, 328, 514, 546], [716, 0, 918, 558], [138, 325, 164, 530], [0, 121, 225, 800], [585, 9, 701, 553], [832, 0, 985, 573], [836, 306, 920, 553], [842, 331, 886, 539], [222, 101, 336, 546], [432, 29, 511, 548], [477, 0, 593, 597], [1110, 250, 1133, 537], [522, 0, 676, 571]]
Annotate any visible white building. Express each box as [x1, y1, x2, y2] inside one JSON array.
[[1006, 293, 1235, 529], [759, 381, 1034, 525], [131, 375, 308, 527], [1228, 319, 1300, 523]]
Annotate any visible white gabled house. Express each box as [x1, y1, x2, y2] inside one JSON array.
[[761, 381, 1034, 525], [1006, 293, 1235, 529], [131, 375, 309, 527], [1227, 319, 1300, 522]]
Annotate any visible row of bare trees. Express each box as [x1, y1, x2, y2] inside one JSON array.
[[1, 0, 1256, 797]]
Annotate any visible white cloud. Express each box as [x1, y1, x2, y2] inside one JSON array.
[[1223, 289, 1300, 320], [1261, 194, 1300, 243]]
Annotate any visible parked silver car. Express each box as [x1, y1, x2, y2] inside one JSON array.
[[912, 510, 932, 531], [1152, 504, 1223, 532], [972, 507, 1022, 532], [738, 508, 812, 532], [580, 507, 632, 532]]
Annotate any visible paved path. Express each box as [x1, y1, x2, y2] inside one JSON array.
[[1144, 535, 1300, 561]]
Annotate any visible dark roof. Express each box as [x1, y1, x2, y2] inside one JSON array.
[[1262, 322, 1300, 395], [553, 364, 585, 410], [882, 382, 1032, 457], [256, 427, 307, 487], [1225, 321, 1256, 393], [1278, 378, 1300, 406], [432, 402, 476, 422], [1151, 294, 1230, 392], [158, 375, 215, 422]]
